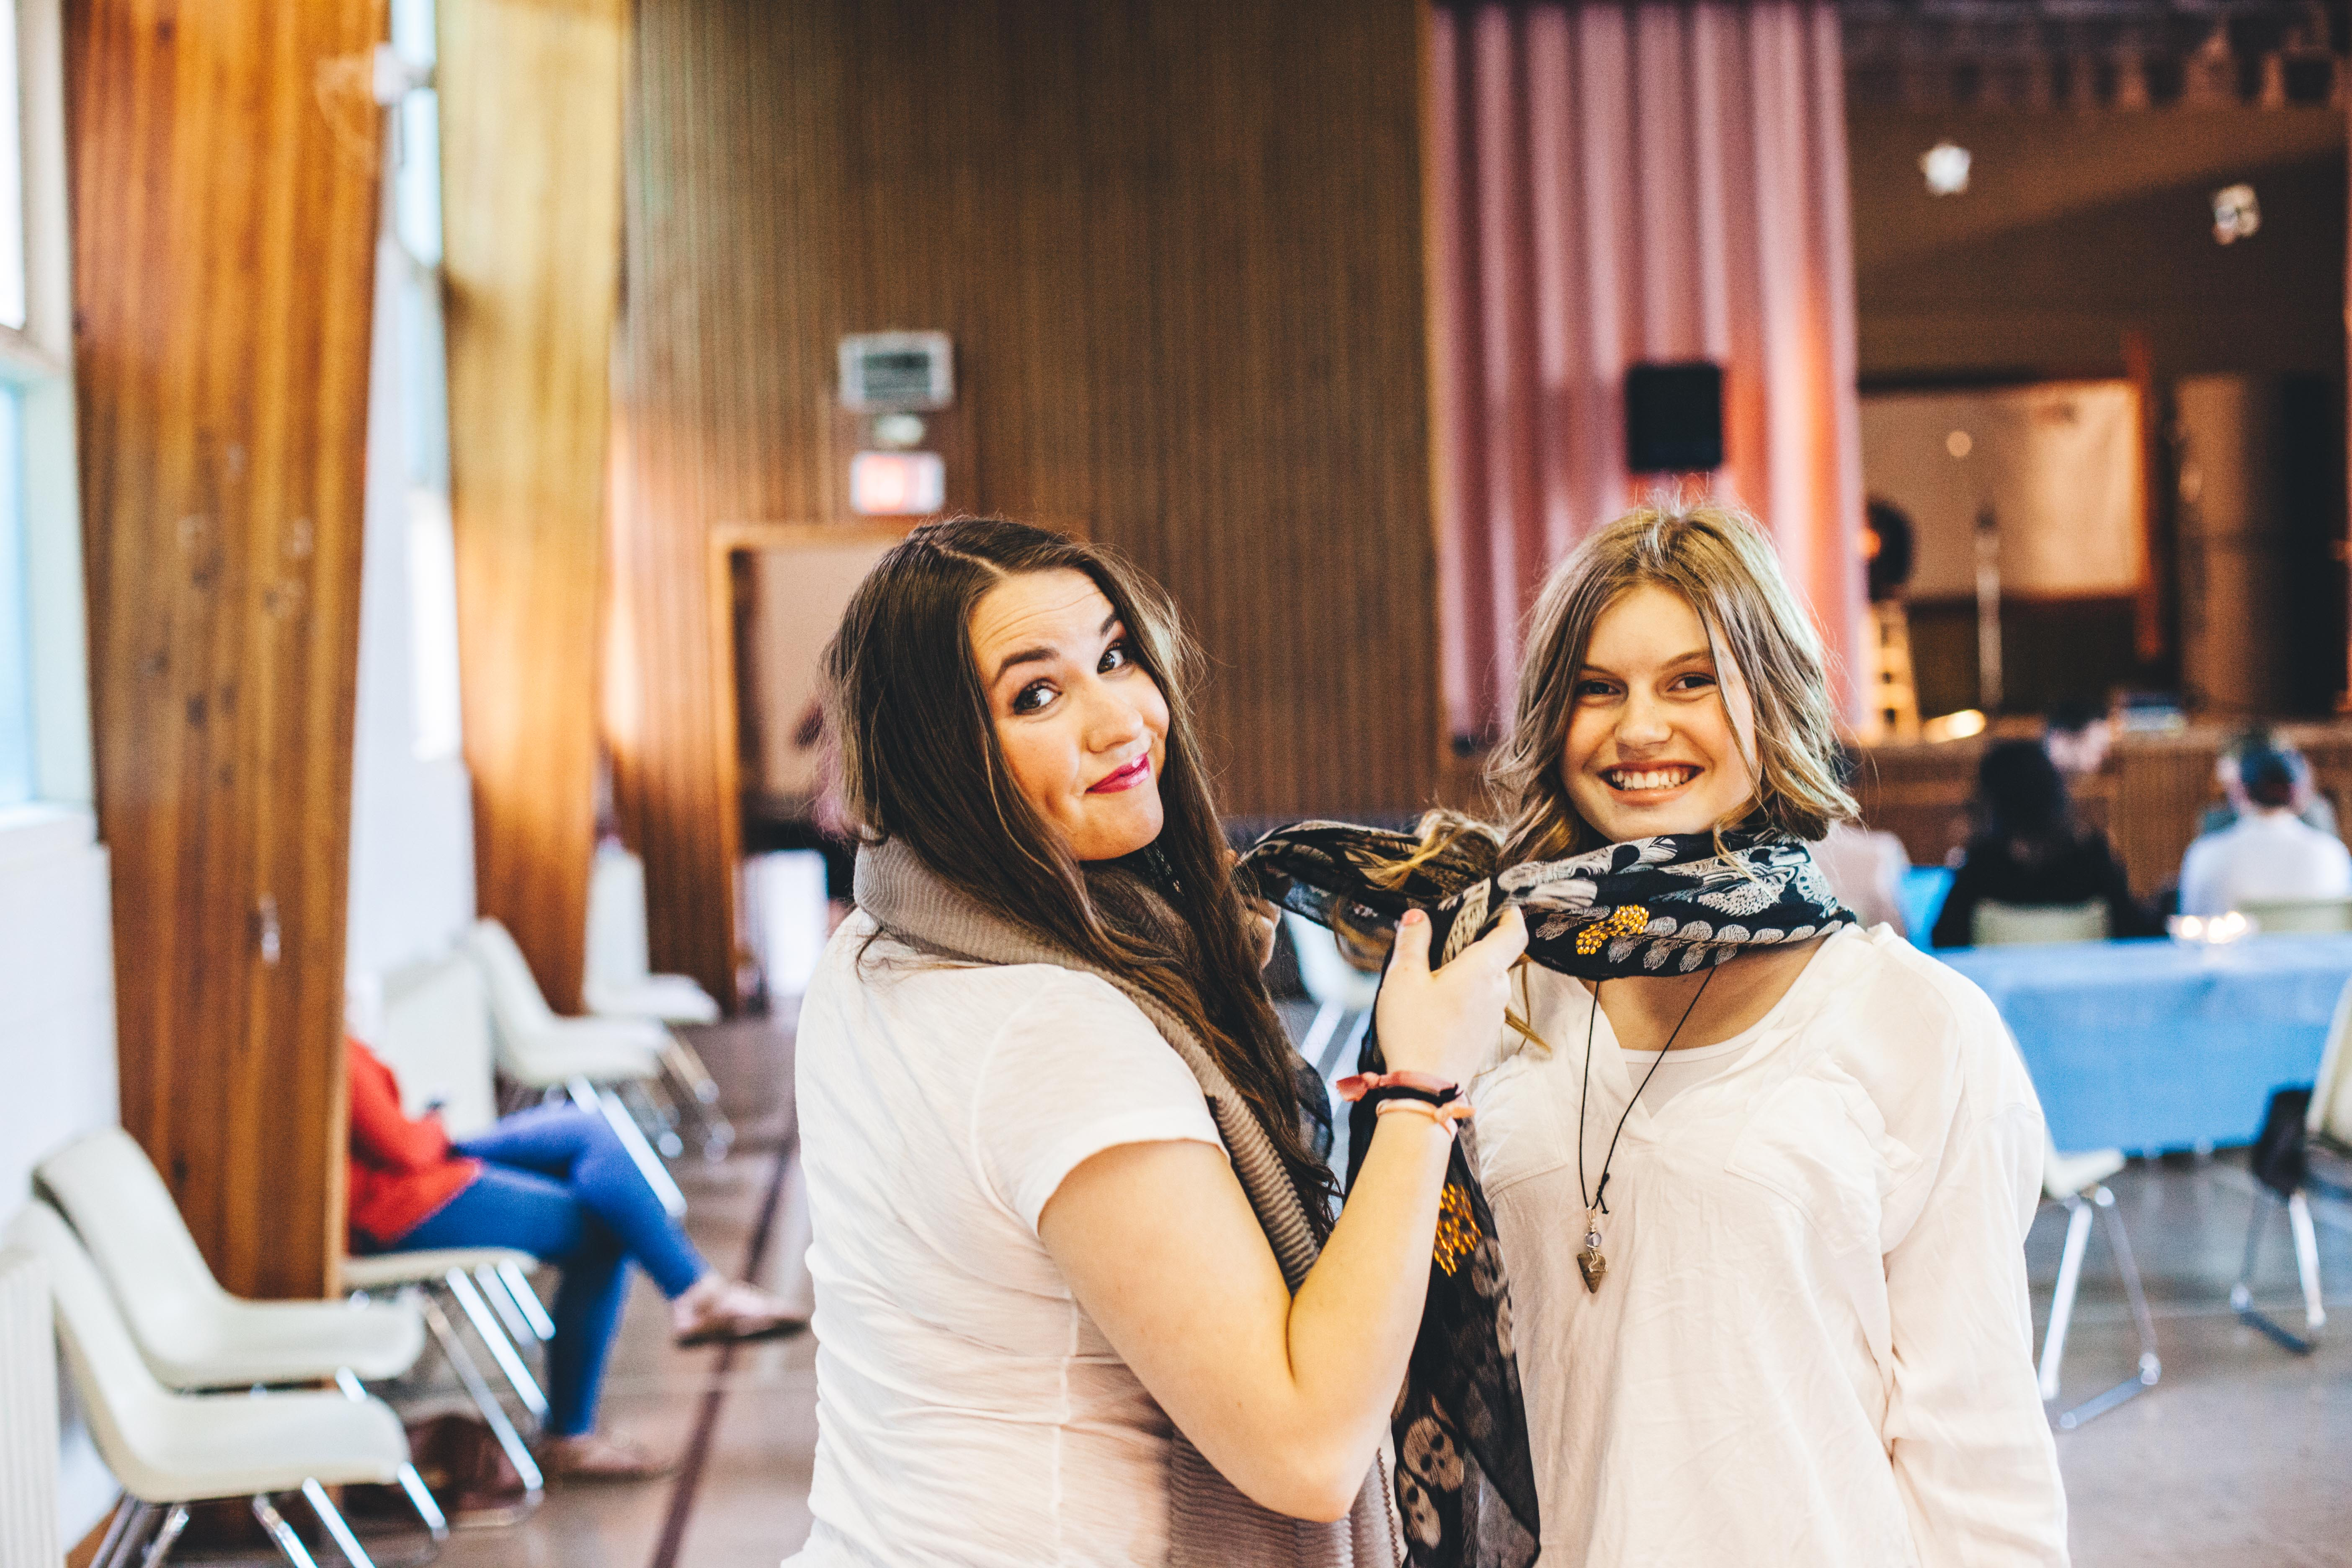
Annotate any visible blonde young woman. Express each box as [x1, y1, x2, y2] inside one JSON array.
[[1246, 502, 2067, 1566]]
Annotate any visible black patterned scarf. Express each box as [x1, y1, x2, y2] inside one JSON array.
[[1236, 822, 1853, 1568]]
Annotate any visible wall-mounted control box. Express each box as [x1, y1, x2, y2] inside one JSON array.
[[838, 331, 954, 412]]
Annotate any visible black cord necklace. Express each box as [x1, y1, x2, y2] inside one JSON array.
[[1574, 965, 1718, 1294]]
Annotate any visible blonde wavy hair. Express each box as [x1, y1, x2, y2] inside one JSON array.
[[1467, 498, 1856, 870]]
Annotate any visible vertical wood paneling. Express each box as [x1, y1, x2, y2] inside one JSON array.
[[613, 0, 1439, 1000], [440, 0, 626, 1012], [68, 0, 384, 1297]]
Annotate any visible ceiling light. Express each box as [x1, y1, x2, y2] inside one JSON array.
[[2212, 183, 2260, 244], [1946, 429, 1973, 459], [1920, 141, 1971, 196]]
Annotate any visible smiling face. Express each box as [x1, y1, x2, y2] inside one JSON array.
[[969, 567, 1171, 862], [1560, 582, 1760, 844]]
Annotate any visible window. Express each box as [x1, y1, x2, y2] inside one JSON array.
[[0, 0, 24, 331], [0, 0, 89, 810], [0, 387, 29, 805]]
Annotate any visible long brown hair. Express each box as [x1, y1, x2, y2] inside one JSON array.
[[821, 517, 1333, 1211], [1488, 498, 1856, 864]]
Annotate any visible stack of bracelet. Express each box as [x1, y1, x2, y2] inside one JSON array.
[[1331, 1070, 1473, 1136]]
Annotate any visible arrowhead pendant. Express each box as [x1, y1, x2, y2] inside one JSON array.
[[1577, 1218, 1607, 1293]]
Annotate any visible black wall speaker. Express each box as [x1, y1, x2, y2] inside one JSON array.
[[1625, 361, 1723, 472]]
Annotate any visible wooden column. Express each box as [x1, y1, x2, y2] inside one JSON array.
[[68, 0, 386, 1297], [613, 0, 1438, 1003], [439, 0, 626, 1012]]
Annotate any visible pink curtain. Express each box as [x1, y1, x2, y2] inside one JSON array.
[[1429, 1, 1864, 740]]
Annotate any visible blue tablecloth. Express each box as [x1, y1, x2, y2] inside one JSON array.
[[1936, 935, 2352, 1153]]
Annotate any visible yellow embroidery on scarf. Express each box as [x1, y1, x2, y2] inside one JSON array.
[[1573, 903, 1651, 956], [1433, 1179, 1480, 1277]]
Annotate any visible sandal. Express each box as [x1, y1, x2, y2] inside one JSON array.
[[542, 1428, 676, 1484], [672, 1277, 809, 1348]]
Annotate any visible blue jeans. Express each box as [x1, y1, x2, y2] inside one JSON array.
[[393, 1106, 709, 1436]]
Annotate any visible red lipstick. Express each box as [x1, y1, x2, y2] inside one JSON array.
[[1088, 754, 1153, 794]]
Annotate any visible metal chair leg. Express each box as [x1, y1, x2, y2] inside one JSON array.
[[2232, 1186, 2323, 1354], [414, 1288, 545, 1496], [658, 1035, 735, 1161], [302, 1478, 380, 1568], [90, 1498, 156, 1568], [570, 1077, 686, 1217], [336, 1369, 449, 1543], [624, 1077, 688, 1161], [252, 1495, 322, 1568], [2037, 1194, 2093, 1401], [473, 1264, 540, 1348], [2099, 1192, 2162, 1391], [495, 1259, 555, 1341], [2290, 1189, 2327, 1333], [2050, 1186, 2161, 1429], [445, 1269, 547, 1420], [138, 1503, 190, 1568]]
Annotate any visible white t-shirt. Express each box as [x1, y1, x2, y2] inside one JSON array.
[[1609, 1020, 1765, 1113], [1471, 925, 2067, 1568], [2178, 810, 2352, 916], [788, 913, 1224, 1568]]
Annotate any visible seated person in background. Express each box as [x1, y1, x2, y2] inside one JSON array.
[[1812, 745, 1909, 936], [348, 1039, 802, 1480], [2200, 727, 2338, 838], [2179, 745, 2352, 916], [1932, 739, 2157, 947], [2043, 699, 2113, 779]]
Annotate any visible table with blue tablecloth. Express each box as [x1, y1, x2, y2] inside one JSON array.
[[1935, 934, 2352, 1154]]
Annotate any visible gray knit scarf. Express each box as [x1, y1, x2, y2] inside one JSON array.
[[854, 837, 1402, 1568]]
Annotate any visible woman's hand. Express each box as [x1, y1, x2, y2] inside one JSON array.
[[1371, 906, 1526, 1085]]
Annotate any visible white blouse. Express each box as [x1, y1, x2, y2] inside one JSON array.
[[1470, 923, 2068, 1567], [790, 915, 1225, 1567]]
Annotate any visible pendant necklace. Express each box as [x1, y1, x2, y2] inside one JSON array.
[[1576, 964, 1718, 1293]]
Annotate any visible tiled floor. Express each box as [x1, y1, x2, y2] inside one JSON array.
[[397, 1014, 2352, 1568]]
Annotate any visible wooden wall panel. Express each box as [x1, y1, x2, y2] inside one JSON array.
[[441, 0, 626, 1012], [68, 0, 385, 1297], [613, 0, 1439, 1001]]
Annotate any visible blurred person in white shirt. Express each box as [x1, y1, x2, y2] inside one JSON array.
[[2180, 745, 2352, 917]]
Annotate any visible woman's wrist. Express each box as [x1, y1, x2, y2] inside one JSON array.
[[1372, 1097, 1467, 1139]]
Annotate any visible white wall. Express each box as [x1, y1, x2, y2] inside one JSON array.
[[0, 807, 117, 1539], [345, 148, 474, 1028]]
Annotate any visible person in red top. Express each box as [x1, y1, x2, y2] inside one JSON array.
[[348, 1039, 801, 1480]]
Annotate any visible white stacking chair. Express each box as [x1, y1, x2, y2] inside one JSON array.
[[8, 1203, 412, 1568], [2035, 1136, 2160, 1429], [462, 918, 687, 1216], [2240, 895, 2352, 935], [32, 1130, 449, 1543], [1286, 911, 1382, 1080], [2228, 975, 2352, 1353], [1973, 899, 2110, 947], [586, 847, 721, 1024], [583, 847, 735, 1159]]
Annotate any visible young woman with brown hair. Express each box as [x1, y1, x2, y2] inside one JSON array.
[[1249, 501, 2067, 1566], [785, 518, 1525, 1567]]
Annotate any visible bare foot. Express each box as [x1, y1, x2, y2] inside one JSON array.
[[672, 1276, 808, 1347], [542, 1429, 674, 1483]]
